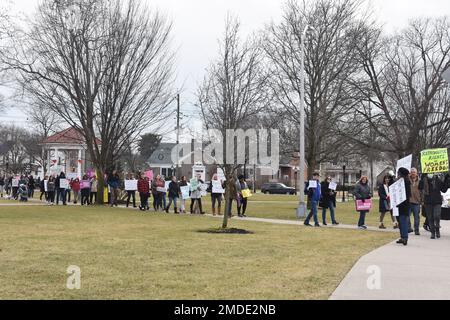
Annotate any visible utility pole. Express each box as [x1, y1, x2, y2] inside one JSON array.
[[176, 94, 180, 177], [296, 25, 316, 219]]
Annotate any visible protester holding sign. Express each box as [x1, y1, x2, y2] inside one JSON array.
[[236, 175, 250, 218], [80, 174, 91, 206], [378, 175, 398, 229], [152, 175, 165, 211], [190, 175, 205, 214], [47, 176, 56, 205], [178, 176, 189, 214], [90, 175, 98, 205], [353, 176, 372, 230], [319, 176, 339, 226], [408, 168, 422, 235], [304, 173, 322, 227], [125, 173, 137, 208], [137, 173, 150, 211], [71, 178, 81, 204], [210, 174, 225, 216], [396, 168, 412, 246], [166, 176, 180, 214], [419, 173, 450, 239]]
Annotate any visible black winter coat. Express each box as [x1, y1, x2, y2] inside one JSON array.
[[319, 182, 336, 209], [378, 184, 390, 213], [419, 175, 450, 205], [398, 178, 411, 216], [168, 181, 180, 198]]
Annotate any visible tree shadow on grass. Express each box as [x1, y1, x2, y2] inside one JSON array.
[[196, 228, 254, 235]]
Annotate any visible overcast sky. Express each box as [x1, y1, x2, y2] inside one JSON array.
[[2, 0, 450, 141]]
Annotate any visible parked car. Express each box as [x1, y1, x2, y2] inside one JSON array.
[[261, 183, 296, 195]]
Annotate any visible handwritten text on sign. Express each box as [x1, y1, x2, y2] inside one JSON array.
[[421, 148, 449, 174]]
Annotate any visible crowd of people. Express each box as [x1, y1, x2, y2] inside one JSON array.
[[0, 174, 37, 202], [304, 168, 450, 246], [0, 170, 253, 217]]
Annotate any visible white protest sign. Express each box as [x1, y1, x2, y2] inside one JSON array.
[[212, 180, 225, 194], [165, 181, 171, 192], [217, 168, 226, 182], [393, 207, 400, 217], [67, 173, 78, 180], [396, 155, 412, 175], [44, 180, 48, 192], [59, 179, 69, 189], [329, 182, 337, 191], [389, 178, 407, 211], [12, 179, 19, 187], [308, 180, 317, 189], [180, 185, 190, 200], [156, 187, 166, 193], [200, 183, 208, 196], [125, 180, 138, 191]]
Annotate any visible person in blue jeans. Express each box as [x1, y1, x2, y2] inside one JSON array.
[[320, 176, 339, 225], [304, 172, 322, 227], [396, 167, 412, 246], [408, 168, 421, 235], [353, 176, 372, 230]]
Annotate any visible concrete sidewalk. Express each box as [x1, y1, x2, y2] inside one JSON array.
[[330, 220, 450, 300]]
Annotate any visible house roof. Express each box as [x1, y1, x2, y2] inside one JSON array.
[[43, 127, 101, 145], [148, 143, 177, 165]]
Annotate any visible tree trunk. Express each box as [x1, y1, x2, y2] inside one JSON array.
[[97, 169, 105, 205], [222, 177, 232, 229]]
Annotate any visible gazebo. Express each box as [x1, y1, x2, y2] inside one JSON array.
[[41, 127, 100, 179]]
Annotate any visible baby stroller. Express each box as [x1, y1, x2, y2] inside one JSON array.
[[19, 184, 29, 202]]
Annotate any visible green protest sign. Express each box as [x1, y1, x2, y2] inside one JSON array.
[[420, 148, 449, 173]]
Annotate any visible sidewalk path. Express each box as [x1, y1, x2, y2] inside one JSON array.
[[330, 220, 450, 300], [208, 214, 397, 233]]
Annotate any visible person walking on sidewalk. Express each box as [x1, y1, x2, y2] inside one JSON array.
[[353, 176, 372, 230], [304, 172, 322, 227], [419, 173, 450, 239], [378, 175, 398, 229], [236, 175, 250, 218], [319, 176, 339, 226], [396, 168, 412, 246], [409, 168, 422, 235]]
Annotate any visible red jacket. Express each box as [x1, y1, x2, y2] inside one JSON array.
[[71, 180, 81, 192], [137, 178, 150, 194]]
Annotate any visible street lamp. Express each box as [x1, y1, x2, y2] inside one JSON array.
[[296, 25, 316, 219]]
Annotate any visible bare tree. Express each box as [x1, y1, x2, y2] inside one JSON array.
[[344, 17, 450, 163], [5, 0, 175, 202], [264, 0, 367, 177], [197, 15, 269, 228]]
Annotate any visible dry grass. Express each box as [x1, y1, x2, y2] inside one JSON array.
[[0, 202, 395, 300]]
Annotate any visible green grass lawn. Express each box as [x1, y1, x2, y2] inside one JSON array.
[[0, 202, 396, 300]]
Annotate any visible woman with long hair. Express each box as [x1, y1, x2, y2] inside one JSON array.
[[353, 176, 372, 230]]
